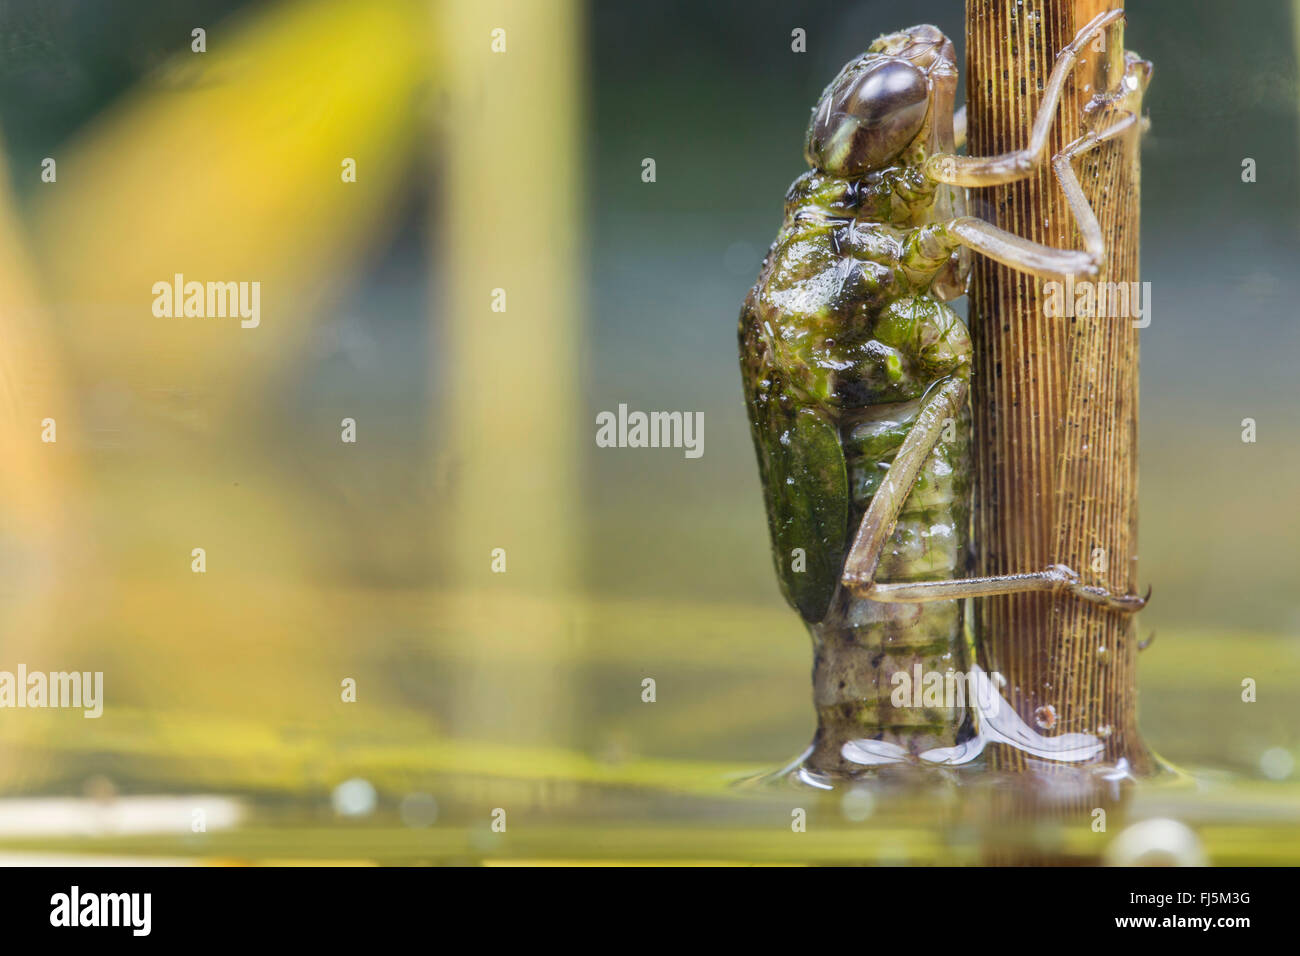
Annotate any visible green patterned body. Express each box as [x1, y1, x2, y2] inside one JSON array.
[[739, 154, 976, 772]]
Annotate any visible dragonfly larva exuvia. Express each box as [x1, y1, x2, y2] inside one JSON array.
[[738, 11, 1151, 779]]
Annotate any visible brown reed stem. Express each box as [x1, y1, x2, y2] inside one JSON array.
[[965, 0, 1155, 773]]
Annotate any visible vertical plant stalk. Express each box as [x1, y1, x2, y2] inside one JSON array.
[[436, 0, 584, 743], [965, 0, 1154, 772]]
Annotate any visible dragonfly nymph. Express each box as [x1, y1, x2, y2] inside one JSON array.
[[738, 11, 1151, 777]]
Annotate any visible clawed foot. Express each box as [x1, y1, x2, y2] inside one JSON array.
[[1045, 564, 1149, 613]]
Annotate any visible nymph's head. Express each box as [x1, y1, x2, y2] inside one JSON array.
[[805, 25, 958, 178]]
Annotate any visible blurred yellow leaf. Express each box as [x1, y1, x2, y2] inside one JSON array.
[[30, 0, 431, 406]]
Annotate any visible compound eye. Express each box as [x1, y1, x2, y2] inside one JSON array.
[[847, 60, 928, 161], [809, 58, 930, 174]]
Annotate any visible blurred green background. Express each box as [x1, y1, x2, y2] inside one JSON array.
[[0, 0, 1296, 861]]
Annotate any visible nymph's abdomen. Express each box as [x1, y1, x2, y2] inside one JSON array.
[[810, 386, 972, 770]]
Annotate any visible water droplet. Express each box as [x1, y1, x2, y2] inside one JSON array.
[[83, 775, 117, 804], [331, 778, 377, 818], [1097, 644, 1111, 663], [1105, 818, 1207, 867], [1260, 747, 1295, 780], [1034, 704, 1058, 730], [399, 792, 440, 828], [840, 785, 875, 822]]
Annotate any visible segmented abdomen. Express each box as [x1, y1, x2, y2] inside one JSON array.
[[810, 389, 972, 769]]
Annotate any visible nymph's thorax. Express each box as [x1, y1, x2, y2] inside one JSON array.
[[743, 163, 969, 414], [783, 154, 939, 230]]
